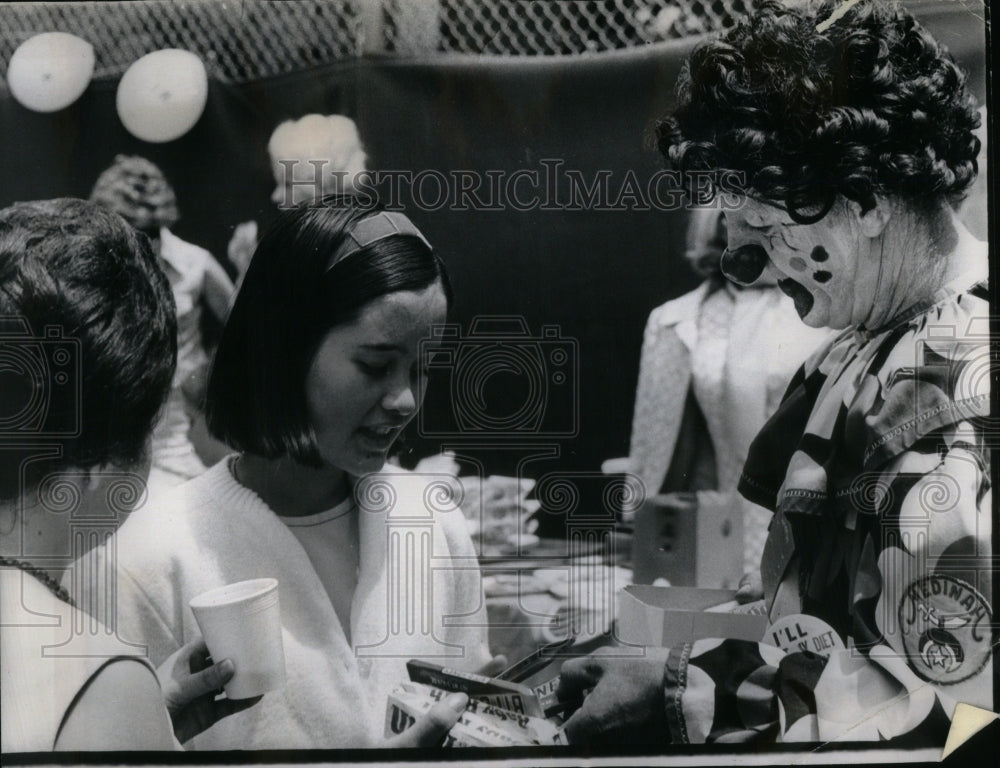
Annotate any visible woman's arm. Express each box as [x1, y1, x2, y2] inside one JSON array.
[[201, 254, 237, 323], [54, 660, 177, 751], [52, 633, 259, 749]]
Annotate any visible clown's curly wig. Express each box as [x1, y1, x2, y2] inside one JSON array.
[[658, 0, 981, 223]]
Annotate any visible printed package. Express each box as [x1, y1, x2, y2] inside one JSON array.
[[406, 659, 545, 717], [385, 681, 568, 747]]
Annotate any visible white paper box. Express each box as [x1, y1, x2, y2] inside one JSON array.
[[617, 585, 768, 646]]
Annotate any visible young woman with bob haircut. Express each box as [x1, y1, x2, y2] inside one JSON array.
[[92, 196, 492, 749]]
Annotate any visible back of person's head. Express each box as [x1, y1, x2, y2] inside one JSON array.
[[0, 198, 177, 500], [268, 114, 368, 205], [90, 155, 180, 238], [206, 195, 451, 466]]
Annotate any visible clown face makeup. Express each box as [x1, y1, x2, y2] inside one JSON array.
[[722, 197, 876, 329]]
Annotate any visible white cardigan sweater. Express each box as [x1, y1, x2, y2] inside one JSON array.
[[88, 458, 491, 749]]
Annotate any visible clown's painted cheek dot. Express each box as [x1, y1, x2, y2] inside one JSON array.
[[789, 256, 808, 272], [813, 270, 832, 283], [810, 246, 829, 262], [778, 278, 815, 318]]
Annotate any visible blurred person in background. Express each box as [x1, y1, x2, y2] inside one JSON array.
[[90, 155, 236, 495], [606, 206, 828, 584], [226, 113, 369, 277], [1, 199, 255, 752], [559, 0, 990, 746]]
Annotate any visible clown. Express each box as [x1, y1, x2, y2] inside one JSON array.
[[557, 0, 990, 747]]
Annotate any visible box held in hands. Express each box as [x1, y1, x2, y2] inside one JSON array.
[[406, 659, 544, 717]]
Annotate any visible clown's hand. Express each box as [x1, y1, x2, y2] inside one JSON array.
[[557, 647, 671, 748]]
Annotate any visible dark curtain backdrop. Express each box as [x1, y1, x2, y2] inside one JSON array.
[[0, 4, 987, 514]]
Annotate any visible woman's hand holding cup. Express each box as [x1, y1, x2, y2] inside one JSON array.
[[156, 637, 262, 744]]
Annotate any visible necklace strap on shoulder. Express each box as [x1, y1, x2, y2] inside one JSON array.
[[0, 556, 76, 607]]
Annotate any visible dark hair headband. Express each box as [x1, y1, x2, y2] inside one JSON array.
[[326, 211, 431, 272]]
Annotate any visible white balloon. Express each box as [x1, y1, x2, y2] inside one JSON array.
[[7, 32, 95, 112], [116, 49, 208, 143]]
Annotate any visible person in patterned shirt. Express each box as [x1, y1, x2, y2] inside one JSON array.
[[557, 0, 991, 747]]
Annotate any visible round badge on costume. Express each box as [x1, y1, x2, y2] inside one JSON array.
[[898, 574, 991, 684], [116, 49, 208, 142], [7, 32, 94, 112]]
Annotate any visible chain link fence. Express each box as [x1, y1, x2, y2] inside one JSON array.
[[1, 0, 755, 87], [386, 0, 751, 56], [0, 1, 361, 85]]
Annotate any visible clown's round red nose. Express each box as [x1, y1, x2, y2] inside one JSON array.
[[720, 244, 769, 285]]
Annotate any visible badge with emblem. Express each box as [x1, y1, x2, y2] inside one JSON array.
[[898, 575, 991, 684]]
